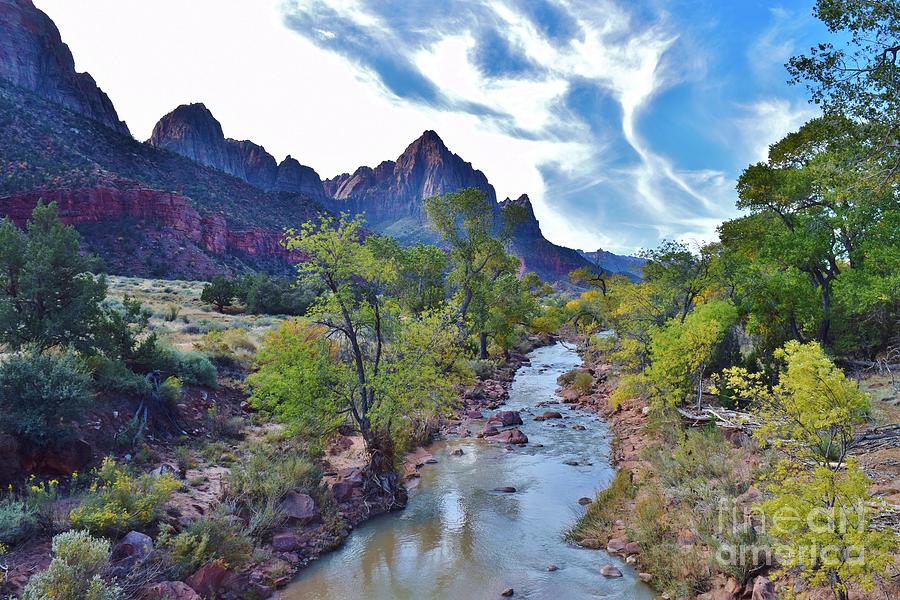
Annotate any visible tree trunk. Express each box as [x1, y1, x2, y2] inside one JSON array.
[[479, 331, 488, 360], [819, 282, 832, 346]]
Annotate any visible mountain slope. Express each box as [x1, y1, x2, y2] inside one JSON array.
[[148, 103, 327, 199], [0, 0, 128, 134]]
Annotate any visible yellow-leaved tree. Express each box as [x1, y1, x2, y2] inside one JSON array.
[[717, 341, 896, 599]]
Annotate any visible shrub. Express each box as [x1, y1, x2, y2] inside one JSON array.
[[159, 511, 252, 577], [172, 350, 217, 387], [565, 469, 635, 545], [195, 328, 257, 370], [226, 445, 318, 538], [163, 304, 179, 322], [200, 276, 236, 312], [69, 458, 180, 537], [0, 498, 37, 545], [462, 359, 495, 380], [572, 371, 593, 393], [20, 530, 121, 600], [206, 405, 244, 439], [159, 376, 183, 403], [0, 350, 93, 446], [173, 445, 195, 479], [90, 357, 152, 397]]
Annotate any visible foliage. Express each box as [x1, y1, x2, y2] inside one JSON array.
[[159, 511, 252, 577], [571, 371, 593, 393], [565, 469, 635, 544], [0, 497, 37, 545], [280, 214, 461, 453], [200, 275, 237, 312], [0, 349, 93, 447], [643, 299, 738, 411], [718, 341, 894, 598], [21, 530, 121, 600], [195, 328, 257, 370], [69, 457, 179, 536], [0, 202, 106, 351], [159, 376, 182, 403]]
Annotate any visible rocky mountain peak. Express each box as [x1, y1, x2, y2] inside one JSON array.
[[148, 103, 324, 198], [0, 0, 129, 134]]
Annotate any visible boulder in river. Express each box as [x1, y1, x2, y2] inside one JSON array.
[[606, 538, 627, 553], [577, 497, 592, 506], [542, 411, 563, 419], [493, 486, 517, 493], [600, 564, 623, 577], [489, 428, 528, 445], [501, 588, 514, 597], [486, 410, 523, 428]]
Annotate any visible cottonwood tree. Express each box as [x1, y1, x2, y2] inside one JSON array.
[[716, 341, 897, 599]]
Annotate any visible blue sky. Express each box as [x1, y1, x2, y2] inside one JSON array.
[[38, 0, 827, 254]]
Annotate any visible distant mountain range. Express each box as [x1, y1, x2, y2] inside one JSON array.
[[0, 0, 641, 283]]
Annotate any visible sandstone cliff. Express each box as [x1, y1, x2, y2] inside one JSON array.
[[0, 0, 128, 134]]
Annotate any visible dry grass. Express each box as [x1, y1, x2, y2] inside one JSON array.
[[105, 276, 288, 350]]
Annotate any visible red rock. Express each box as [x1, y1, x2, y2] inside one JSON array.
[[624, 541, 641, 555], [600, 564, 622, 577], [279, 491, 319, 525], [331, 480, 357, 503], [185, 562, 228, 598], [751, 576, 776, 600], [143, 581, 201, 600], [486, 410, 523, 428], [488, 428, 528, 445], [271, 532, 302, 552], [542, 411, 563, 419], [606, 538, 627, 553], [638, 572, 652, 583]]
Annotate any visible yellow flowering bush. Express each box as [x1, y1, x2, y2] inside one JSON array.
[[69, 458, 179, 536]]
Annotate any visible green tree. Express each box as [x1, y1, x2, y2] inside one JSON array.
[[200, 275, 237, 312], [717, 341, 896, 599], [276, 215, 459, 467], [424, 188, 520, 358], [0, 202, 105, 350], [643, 299, 738, 411]]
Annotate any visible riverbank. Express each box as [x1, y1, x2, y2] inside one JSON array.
[[561, 342, 900, 600]]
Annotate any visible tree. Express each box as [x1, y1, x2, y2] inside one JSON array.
[[0, 202, 105, 350], [640, 240, 713, 324], [717, 341, 897, 599], [424, 188, 520, 358], [643, 299, 738, 411], [200, 276, 236, 312], [276, 214, 460, 469]]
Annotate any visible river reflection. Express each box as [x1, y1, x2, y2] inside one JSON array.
[[280, 342, 654, 600]]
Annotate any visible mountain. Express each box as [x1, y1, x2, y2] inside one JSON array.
[[578, 249, 646, 280], [0, 0, 128, 134], [324, 130, 496, 240], [148, 103, 326, 199], [500, 194, 599, 283]]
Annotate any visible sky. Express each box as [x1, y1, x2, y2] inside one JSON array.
[[35, 0, 826, 254]]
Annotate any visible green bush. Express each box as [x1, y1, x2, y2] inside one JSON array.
[[21, 530, 122, 600], [226, 445, 318, 538], [462, 359, 495, 380], [172, 350, 217, 387], [195, 328, 257, 370], [0, 498, 37, 545], [572, 371, 593, 393], [69, 458, 180, 537], [159, 376, 183, 403], [0, 350, 93, 446], [160, 511, 252, 577], [90, 357, 152, 397]]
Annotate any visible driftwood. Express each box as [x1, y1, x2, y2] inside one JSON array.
[[676, 406, 761, 430], [849, 424, 900, 453]]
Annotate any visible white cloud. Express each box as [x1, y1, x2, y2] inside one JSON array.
[[737, 98, 818, 163]]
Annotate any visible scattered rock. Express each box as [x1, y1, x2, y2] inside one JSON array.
[[488, 428, 528, 445], [466, 410, 483, 419], [279, 491, 320, 525], [577, 497, 592, 506], [606, 538, 627, 553], [563, 459, 579, 466], [638, 572, 652, 583], [751, 576, 776, 600], [625, 555, 636, 565], [451, 448, 465, 456], [542, 411, 563, 419], [625, 541, 641, 555], [272, 532, 302, 552], [571, 424, 586, 431], [735, 486, 762, 507], [486, 410, 523, 428], [143, 581, 201, 600], [579, 538, 602, 549], [185, 562, 228, 598], [108, 531, 153, 577], [493, 486, 517, 493], [547, 564, 558, 572], [501, 588, 514, 597], [600, 564, 622, 578]]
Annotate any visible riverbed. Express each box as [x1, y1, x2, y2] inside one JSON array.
[[281, 342, 653, 600]]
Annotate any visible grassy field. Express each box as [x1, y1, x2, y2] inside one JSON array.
[[105, 276, 289, 350]]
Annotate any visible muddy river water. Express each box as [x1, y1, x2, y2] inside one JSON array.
[[281, 342, 654, 600]]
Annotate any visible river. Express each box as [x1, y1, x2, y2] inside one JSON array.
[[280, 342, 654, 600]]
